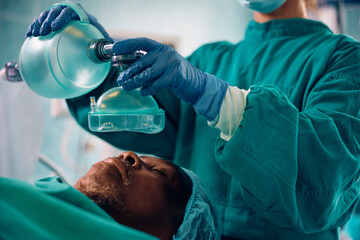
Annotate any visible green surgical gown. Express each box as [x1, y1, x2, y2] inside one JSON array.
[[0, 177, 157, 239], [67, 18, 360, 239]]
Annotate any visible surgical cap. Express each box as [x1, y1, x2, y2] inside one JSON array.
[[173, 168, 220, 240]]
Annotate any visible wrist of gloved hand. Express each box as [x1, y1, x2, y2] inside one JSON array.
[[192, 73, 229, 121], [208, 86, 249, 141]]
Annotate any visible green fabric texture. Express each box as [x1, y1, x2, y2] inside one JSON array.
[[66, 18, 360, 239], [0, 177, 157, 240]]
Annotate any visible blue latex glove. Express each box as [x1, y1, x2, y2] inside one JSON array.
[[114, 38, 228, 121], [25, 5, 112, 42]]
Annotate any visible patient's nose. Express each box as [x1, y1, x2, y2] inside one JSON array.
[[118, 151, 141, 169]]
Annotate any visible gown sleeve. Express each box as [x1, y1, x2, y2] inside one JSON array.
[[213, 38, 360, 233]]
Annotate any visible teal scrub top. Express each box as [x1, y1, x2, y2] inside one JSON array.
[[0, 177, 157, 240], [67, 18, 360, 239]]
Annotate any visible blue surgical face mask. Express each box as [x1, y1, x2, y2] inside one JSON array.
[[239, 0, 286, 13]]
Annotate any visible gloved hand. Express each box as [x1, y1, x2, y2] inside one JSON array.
[[114, 38, 228, 121], [25, 4, 112, 42]]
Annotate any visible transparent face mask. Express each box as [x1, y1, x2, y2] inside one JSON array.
[[88, 51, 165, 134]]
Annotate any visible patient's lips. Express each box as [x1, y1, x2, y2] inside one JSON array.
[[104, 156, 133, 186]]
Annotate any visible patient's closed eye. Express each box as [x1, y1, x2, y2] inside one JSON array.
[[152, 168, 166, 177]]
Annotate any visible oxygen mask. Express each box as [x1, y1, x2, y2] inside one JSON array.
[[88, 51, 165, 134]]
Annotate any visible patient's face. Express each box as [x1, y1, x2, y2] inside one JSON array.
[[74, 151, 191, 234]]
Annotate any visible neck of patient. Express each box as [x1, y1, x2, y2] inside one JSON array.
[[143, 224, 177, 240], [254, 0, 308, 23]]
